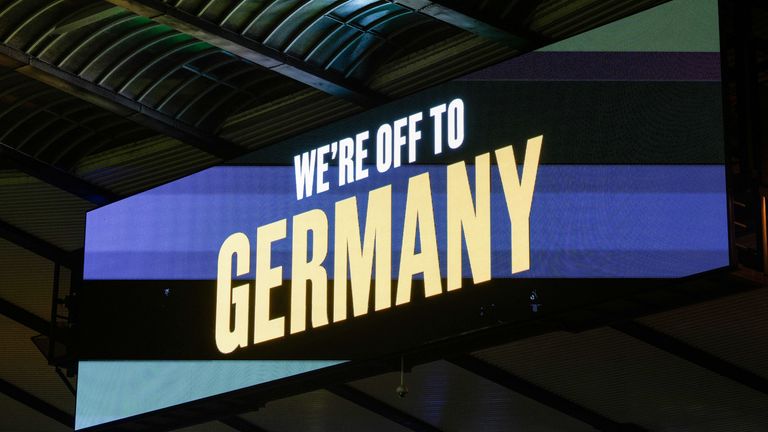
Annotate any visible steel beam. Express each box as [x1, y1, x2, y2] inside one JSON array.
[[220, 416, 270, 432], [395, 0, 549, 47], [612, 321, 768, 397], [0, 142, 119, 206], [105, 0, 387, 108], [449, 355, 646, 432], [0, 297, 52, 336], [0, 218, 74, 266], [0, 378, 73, 427], [0, 297, 71, 348], [0, 45, 245, 160], [327, 384, 443, 432]]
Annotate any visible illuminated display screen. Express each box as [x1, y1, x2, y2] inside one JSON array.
[[77, 0, 727, 429], [84, 164, 726, 281]]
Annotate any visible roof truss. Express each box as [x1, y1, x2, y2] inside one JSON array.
[[0, 378, 74, 428], [0, 45, 246, 160], [449, 354, 647, 432], [613, 321, 768, 397], [0, 217, 76, 266], [104, 0, 388, 108]]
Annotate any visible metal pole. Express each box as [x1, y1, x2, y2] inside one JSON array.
[[48, 262, 60, 364]]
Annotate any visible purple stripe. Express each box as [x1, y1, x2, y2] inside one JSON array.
[[459, 52, 721, 81]]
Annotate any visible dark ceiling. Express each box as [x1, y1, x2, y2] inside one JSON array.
[[1, 1, 768, 431]]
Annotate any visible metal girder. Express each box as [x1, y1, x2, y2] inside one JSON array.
[[449, 355, 646, 432], [0, 378, 74, 427], [0, 296, 71, 347], [105, 0, 387, 108], [395, 0, 549, 47], [0, 218, 75, 266], [0, 297, 52, 336], [0, 45, 245, 160], [612, 321, 768, 397], [220, 416, 270, 432], [327, 384, 443, 432], [0, 142, 119, 206]]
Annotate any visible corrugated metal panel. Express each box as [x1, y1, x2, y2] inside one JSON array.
[[147, 0, 459, 84], [350, 360, 593, 432], [0, 68, 156, 170], [0, 170, 93, 251], [74, 136, 218, 196], [241, 389, 411, 432], [0, 393, 71, 432], [220, 89, 360, 150], [171, 421, 237, 432], [474, 327, 768, 431], [0, 316, 75, 414], [0, 238, 55, 320], [639, 288, 768, 380], [530, 0, 667, 39], [370, 33, 512, 97]]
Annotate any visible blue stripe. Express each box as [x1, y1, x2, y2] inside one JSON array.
[[84, 165, 729, 280]]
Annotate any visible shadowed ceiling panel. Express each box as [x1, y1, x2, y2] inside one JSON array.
[[0, 171, 93, 251], [241, 389, 412, 432], [170, 420, 239, 432], [530, 0, 668, 38], [0, 393, 71, 432], [0, 238, 55, 320], [0, 316, 75, 415], [369, 32, 511, 97], [220, 88, 360, 149], [350, 360, 593, 432], [639, 288, 768, 380], [74, 135, 217, 196], [473, 328, 768, 431]]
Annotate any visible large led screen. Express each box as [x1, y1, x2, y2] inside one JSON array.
[[77, 0, 728, 429]]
